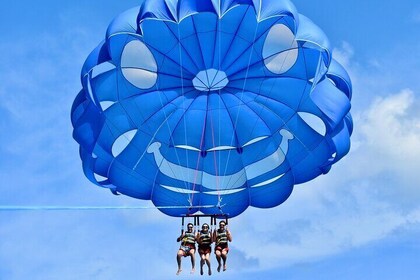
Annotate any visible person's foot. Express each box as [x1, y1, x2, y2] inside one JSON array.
[[223, 264, 227, 271], [208, 267, 212, 276], [200, 266, 203, 275], [176, 269, 182, 275], [190, 268, 195, 274], [217, 264, 221, 272]]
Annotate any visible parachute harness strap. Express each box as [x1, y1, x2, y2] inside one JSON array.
[[182, 214, 228, 228], [195, 216, 200, 233], [181, 217, 185, 235]]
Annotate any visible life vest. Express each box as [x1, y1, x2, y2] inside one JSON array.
[[216, 229, 228, 245], [199, 231, 211, 245], [182, 231, 196, 245]]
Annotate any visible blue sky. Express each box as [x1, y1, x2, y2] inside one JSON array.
[[1, 0, 420, 279]]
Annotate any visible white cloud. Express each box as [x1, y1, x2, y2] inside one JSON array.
[[355, 90, 420, 179], [332, 41, 354, 68], [232, 169, 420, 271]]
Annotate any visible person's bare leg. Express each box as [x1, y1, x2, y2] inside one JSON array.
[[222, 250, 228, 271], [215, 250, 222, 272], [200, 254, 205, 275], [176, 250, 184, 275], [205, 253, 212, 275], [190, 249, 196, 274]]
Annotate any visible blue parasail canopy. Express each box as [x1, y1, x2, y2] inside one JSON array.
[[71, 0, 353, 218]]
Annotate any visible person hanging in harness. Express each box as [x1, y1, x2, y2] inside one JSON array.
[[196, 223, 213, 275], [213, 220, 232, 272], [176, 223, 196, 275]]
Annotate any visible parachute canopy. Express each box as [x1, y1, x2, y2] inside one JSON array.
[[71, 0, 353, 218]]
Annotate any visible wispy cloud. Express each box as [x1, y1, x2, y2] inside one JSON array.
[[0, 6, 111, 206], [332, 41, 354, 68], [0, 211, 176, 280], [355, 90, 420, 183]]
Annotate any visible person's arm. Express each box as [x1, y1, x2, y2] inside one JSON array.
[[227, 229, 232, 242], [177, 233, 184, 242], [196, 232, 201, 244]]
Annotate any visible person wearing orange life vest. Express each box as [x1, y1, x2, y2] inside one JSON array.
[[176, 223, 196, 275], [213, 220, 232, 272], [196, 223, 213, 275]]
